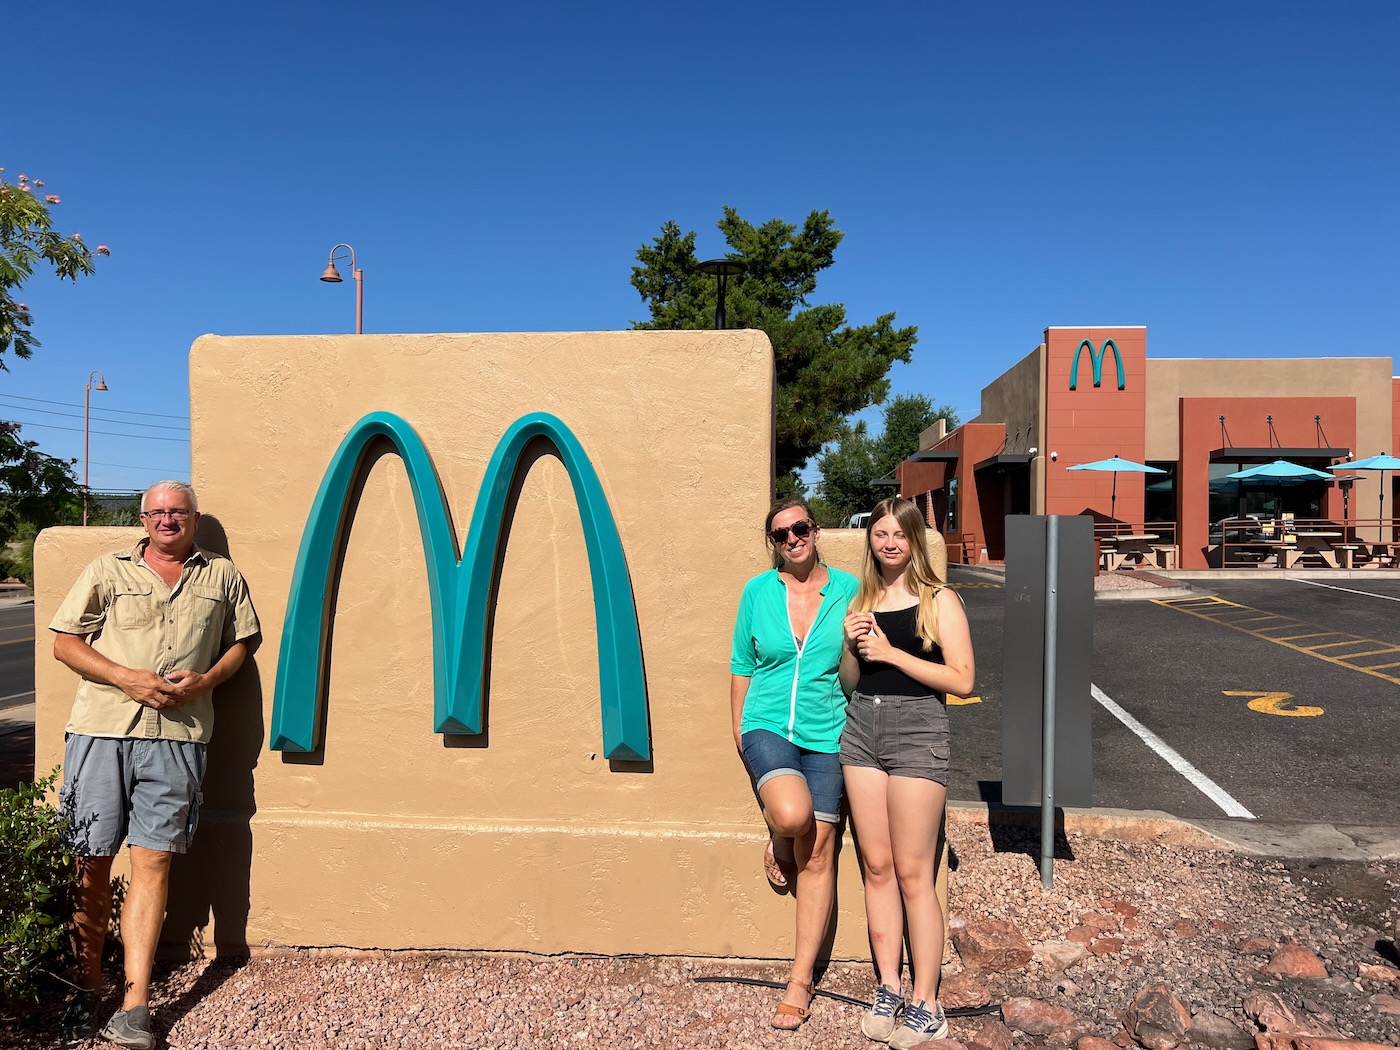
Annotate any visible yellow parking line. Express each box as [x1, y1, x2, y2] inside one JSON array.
[[1307, 640, 1385, 651], [1274, 633, 1341, 643], [0, 637, 35, 648], [1154, 597, 1400, 688]]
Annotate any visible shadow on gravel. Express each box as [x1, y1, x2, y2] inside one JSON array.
[[154, 956, 249, 1039], [976, 780, 1077, 863]]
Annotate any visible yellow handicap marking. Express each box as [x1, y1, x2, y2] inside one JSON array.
[[1222, 690, 1324, 717], [947, 695, 982, 706]]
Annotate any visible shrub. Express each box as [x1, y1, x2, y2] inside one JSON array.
[[0, 770, 75, 1007]]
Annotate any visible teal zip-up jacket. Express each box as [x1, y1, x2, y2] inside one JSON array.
[[729, 565, 859, 753]]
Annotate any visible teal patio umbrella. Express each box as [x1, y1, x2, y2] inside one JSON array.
[[1226, 460, 1334, 482], [1226, 460, 1334, 521], [1330, 454, 1400, 526], [1066, 455, 1165, 521]]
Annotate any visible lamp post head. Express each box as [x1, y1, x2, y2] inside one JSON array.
[[96, 379, 108, 391], [320, 263, 343, 283]]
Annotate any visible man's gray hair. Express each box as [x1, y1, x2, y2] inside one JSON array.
[[142, 480, 200, 513]]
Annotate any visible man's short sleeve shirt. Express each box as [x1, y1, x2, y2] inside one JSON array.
[[49, 540, 260, 743]]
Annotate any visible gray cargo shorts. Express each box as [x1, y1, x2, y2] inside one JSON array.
[[59, 734, 208, 855], [839, 690, 950, 785]]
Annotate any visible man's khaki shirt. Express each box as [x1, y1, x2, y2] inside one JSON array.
[[49, 540, 260, 743]]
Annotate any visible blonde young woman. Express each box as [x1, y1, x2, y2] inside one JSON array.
[[730, 498, 859, 1029], [839, 498, 974, 1048]]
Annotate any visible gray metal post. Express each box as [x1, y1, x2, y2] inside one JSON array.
[[1040, 515, 1060, 887]]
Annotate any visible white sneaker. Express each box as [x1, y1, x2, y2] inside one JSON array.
[[888, 999, 948, 1048]]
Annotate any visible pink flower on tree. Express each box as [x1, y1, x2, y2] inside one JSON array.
[[97, 245, 111, 256], [71, 232, 82, 241], [45, 194, 61, 204]]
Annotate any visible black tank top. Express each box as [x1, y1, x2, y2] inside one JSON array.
[[855, 604, 944, 697]]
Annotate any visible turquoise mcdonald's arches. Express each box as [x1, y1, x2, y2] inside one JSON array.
[[1068, 339, 1126, 391], [268, 411, 651, 761]]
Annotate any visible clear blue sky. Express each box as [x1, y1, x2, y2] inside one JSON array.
[[9, 1, 1398, 493]]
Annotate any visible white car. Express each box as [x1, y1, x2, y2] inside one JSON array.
[[846, 512, 871, 529]]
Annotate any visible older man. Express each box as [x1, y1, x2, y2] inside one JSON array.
[[51, 480, 259, 1049]]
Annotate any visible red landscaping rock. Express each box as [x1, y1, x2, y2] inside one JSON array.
[[1169, 919, 1199, 938], [967, 1018, 1016, 1050], [1187, 1009, 1256, 1050], [1263, 945, 1329, 978], [941, 968, 992, 1009], [1239, 936, 1275, 954], [1037, 939, 1089, 973], [1371, 993, 1400, 1015], [953, 920, 1034, 972], [1105, 901, 1139, 920], [1067, 925, 1098, 944], [1001, 997, 1078, 1036], [1080, 1038, 1121, 1050], [1080, 911, 1119, 931], [1242, 992, 1343, 1038], [1123, 982, 1192, 1050], [1089, 937, 1124, 956]]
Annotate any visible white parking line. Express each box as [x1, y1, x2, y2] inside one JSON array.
[[0, 690, 35, 704], [1091, 684, 1255, 819], [1293, 579, 1400, 602]]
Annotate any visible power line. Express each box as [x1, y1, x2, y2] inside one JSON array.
[[91, 460, 189, 473], [0, 391, 188, 421], [0, 398, 189, 432], [1, 418, 189, 444]]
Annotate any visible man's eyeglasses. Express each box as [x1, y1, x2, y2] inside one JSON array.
[[141, 509, 194, 521], [768, 519, 816, 544]]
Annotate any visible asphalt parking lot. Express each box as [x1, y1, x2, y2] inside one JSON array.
[[947, 568, 1400, 825]]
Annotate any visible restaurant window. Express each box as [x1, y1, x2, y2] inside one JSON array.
[[1208, 460, 1328, 532], [946, 478, 959, 534], [1143, 461, 1176, 525]]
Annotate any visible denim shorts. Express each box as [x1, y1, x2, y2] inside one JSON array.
[[59, 734, 208, 855], [839, 691, 951, 784], [741, 729, 843, 824]]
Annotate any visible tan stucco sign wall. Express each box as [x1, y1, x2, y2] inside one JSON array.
[[35, 331, 903, 960]]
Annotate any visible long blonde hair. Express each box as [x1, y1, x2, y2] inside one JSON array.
[[853, 498, 944, 650]]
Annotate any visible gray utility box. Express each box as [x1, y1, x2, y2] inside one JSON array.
[[1001, 515, 1094, 808]]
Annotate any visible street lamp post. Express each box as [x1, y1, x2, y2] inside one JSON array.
[[320, 243, 364, 334], [83, 370, 108, 526], [696, 259, 744, 330]]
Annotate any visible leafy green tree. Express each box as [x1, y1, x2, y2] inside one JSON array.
[[1, 170, 109, 369], [0, 422, 82, 550], [630, 208, 917, 492], [815, 394, 961, 525]]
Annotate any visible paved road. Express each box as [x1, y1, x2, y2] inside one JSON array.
[[0, 603, 35, 711], [947, 569, 1400, 826]]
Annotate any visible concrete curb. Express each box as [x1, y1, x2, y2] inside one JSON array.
[[946, 801, 1400, 861]]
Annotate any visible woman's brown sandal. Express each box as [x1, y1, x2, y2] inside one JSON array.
[[763, 839, 789, 889], [771, 978, 813, 1030]]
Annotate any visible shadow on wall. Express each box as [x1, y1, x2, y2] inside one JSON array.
[[162, 515, 264, 960]]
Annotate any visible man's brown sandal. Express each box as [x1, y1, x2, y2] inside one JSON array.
[[771, 978, 813, 1030]]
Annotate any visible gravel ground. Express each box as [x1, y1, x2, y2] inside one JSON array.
[[6, 823, 1398, 1049], [1093, 570, 1172, 592]]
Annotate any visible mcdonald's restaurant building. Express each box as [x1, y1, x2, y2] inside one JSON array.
[[896, 326, 1400, 570]]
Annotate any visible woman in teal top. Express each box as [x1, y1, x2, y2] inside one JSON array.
[[730, 497, 859, 1030]]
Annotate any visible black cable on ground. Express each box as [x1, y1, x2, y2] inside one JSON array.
[[692, 976, 1001, 1016]]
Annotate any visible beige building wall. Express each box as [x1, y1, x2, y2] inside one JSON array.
[[35, 331, 943, 962], [1146, 356, 1394, 509], [973, 344, 1047, 511]]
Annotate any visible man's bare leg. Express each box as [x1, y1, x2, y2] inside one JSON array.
[[119, 846, 173, 1010], [71, 855, 115, 992]]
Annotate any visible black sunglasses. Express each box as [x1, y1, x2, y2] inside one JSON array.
[[768, 519, 816, 544]]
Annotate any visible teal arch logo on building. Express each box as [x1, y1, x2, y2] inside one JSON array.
[[1068, 339, 1126, 391], [268, 411, 651, 762]]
